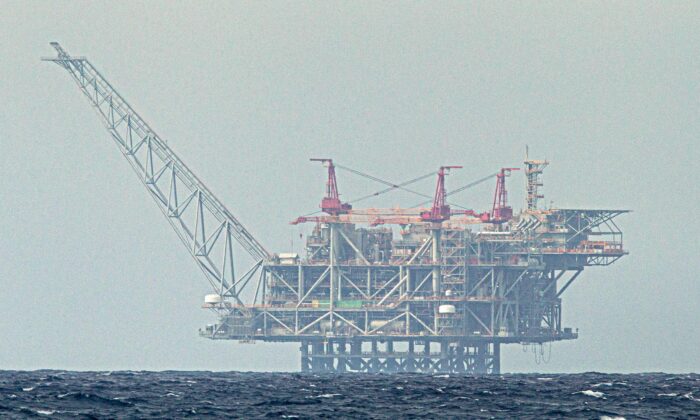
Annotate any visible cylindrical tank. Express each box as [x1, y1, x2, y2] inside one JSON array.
[[369, 320, 388, 329], [319, 320, 344, 331], [204, 294, 223, 304], [369, 320, 406, 331], [438, 304, 456, 314], [270, 327, 289, 336]]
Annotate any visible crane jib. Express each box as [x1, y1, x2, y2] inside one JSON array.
[[44, 43, 271, 295]]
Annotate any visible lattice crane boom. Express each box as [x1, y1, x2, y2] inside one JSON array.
[[43, 43, 271, 299]]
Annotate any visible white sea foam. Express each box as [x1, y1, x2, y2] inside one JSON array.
[[578, 389, 605, 398], [537, 377, 554, 381], [36, 409, 55, 416], [307, 393, 341, 399], [22, 387, 35, 392], [682, 392, 699, 402], [658, 393, 678, 397], [599, 416, 625, 420], [592, 382, 613, 388]]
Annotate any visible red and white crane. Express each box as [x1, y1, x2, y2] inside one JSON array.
[[310, 158, 352, 216]]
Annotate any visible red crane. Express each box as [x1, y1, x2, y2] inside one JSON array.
[[291, 162, 511, 227], [420, 166, 462, 223], [490, 167, 520, 223], [310, 158, 352, 216]]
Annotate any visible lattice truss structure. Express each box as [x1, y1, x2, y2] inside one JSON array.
[[44, 43, 269, 312]]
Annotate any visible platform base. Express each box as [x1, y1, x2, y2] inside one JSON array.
[[300, 339, 500, 374]]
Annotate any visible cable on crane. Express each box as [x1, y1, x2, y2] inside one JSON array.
[[335, 164, 435, 202], [348, 170, 437, 204], [449, 172, 501, 196], [297, 167, 436, 217], [412, 171, 499, 208], [301, 164, 499, 216], [338, 163, 487, 210], [300, 209, 323, 217]]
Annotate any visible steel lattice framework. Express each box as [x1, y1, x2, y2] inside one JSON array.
[[44, 43, 270, 308]]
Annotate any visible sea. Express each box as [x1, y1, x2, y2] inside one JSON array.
[[0, 371, 697, 418]]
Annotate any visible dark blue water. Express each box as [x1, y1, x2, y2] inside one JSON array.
[[0, 371, 697, 418]]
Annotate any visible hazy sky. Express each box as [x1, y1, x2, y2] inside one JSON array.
[[1, 1, 698, 373]]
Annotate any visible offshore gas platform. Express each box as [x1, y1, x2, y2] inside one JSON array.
[[45, 43, 628, 374]]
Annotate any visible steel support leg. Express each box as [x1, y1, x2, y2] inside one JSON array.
[[300, 341, 310, 373], [492, 343, 501, 374]]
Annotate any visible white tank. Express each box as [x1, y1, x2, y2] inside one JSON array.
[[438, 304, 456, 314], [369, 320, 389, 329], [319, 320, 344, 331], [369, 320, 406, 330], [204, 294, 223, 304]]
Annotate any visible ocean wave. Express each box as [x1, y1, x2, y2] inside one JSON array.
[[0, 371, 697, 418]]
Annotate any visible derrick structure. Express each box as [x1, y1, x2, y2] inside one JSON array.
[[46, 44, 629, 374]]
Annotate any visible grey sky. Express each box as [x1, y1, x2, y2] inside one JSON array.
[[1, 1, 698, 372]]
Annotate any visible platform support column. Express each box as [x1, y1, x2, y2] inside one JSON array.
[[454, 344, 465, 373], [424, 340, 432, 372], [438, 340, 450, 372], [432, 229, 441, 296], [337, 341, 347, 373], [492, 343, 501, 374], [474, 343, 487, 374], [370, 340, 380, 373], [311, 341, 325, 372], [350, 339, 361, 371], [300, 341, 310, 372], [406, 340, 416, 372]]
